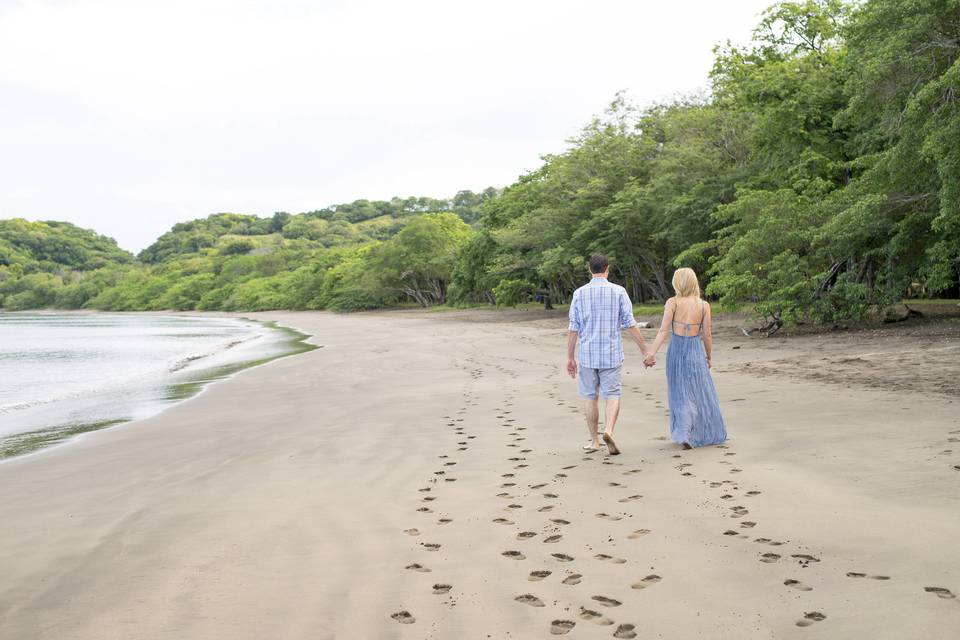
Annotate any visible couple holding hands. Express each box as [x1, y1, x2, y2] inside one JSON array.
[[566, 254, 727, 455]]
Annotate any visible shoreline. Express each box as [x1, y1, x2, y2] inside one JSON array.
[[0, 309, 957, 638], [0, 313, 317, 461]]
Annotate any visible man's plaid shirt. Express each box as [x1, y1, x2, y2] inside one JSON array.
[[568, 277, 637, 369]]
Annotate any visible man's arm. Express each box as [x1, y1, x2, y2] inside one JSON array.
[[567, 291, 581, 378], [625, 325, 650, 357], [618, 289, 651, 360], [566, 330, 578, 378]]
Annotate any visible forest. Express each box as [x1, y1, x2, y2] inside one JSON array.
[[1, 0, 958, 323]]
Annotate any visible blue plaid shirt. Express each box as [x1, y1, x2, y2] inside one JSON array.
[[568, 277, 637, 369]]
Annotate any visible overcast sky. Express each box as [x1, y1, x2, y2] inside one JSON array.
[[1, 0, 772, 252]]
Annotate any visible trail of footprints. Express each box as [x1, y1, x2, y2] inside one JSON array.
[[392, 369, 489, 626], [392, 357, 957, 633], [702, 442, 959, 627]]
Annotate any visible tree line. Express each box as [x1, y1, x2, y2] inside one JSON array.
[[1, 0, 957, 322]]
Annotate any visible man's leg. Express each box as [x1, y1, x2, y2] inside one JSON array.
[[578, 367, 602, 448], [599, 367, 623, 454], [603, 397, 621, 436], [585, 398, 600, 447]]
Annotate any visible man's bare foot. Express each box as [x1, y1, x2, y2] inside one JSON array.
[[602, 432, 620, 455]]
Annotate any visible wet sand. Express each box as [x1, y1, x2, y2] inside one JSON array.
[[1, 309, 958, 639]]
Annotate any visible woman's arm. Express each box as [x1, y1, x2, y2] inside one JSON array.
[[702, 302, 713, 368], [644, 299, 675, 364]]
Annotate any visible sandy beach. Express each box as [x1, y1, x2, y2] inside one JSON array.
[[1, 309, 958, 639]]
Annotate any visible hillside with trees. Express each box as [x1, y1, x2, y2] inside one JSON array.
[[1, 0, 957, 323]]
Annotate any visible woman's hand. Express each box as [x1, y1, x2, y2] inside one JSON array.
[[706, 355, 712, 369]]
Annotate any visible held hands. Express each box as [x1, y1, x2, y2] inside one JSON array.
[[566, 358, 577, 378], [642, 349, 656, 368]]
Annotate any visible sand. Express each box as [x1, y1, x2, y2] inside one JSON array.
[[1, 309, 958, 639]]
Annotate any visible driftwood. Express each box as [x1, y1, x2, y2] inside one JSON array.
[[741, 312, 783, 338], [883, 304, 924, 323]]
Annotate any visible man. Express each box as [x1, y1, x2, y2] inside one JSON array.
[[566, 254, 653, 455]]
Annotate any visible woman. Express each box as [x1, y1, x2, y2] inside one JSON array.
[[644, 268, 727, 448]]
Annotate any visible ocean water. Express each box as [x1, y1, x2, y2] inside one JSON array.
[[0, 313, 315, 459]]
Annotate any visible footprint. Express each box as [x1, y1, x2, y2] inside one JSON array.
[[543, 493, 559, 499], [551, 519, 571, 525], [847, 572, 890, 580], [740, 521, 756, 528], [627, 529, 651, 539], [529, 570, 552, 581], [502, 550, 526, 560], [631, 574, 661, 589], [591, 595, 622, 607], [796, 611, 826, 627], [552, 553, 575, 562], [579, 608, 614, 625], [538, 505, 555, 512], [785, 579, 813, 591], [596, 513, 623, 521], [421, 543, 440, 551], [550, 620, 576, 635], [924, 587, 956, 599], [515, 593, 545, 607], [405, 563, 430, 572], [613, 623, 638, 639], [530, 483, 548, 489], [562, 573, 583, 585], [746, 490, 761, 496], [595, 554, 627, 564], [759, 553, 781, 563], [507, 504, 523, 509], [433, 583, 452, 594], [416, 507, 433, 513], [404, 528, 420, 536], [543, 535, 563, 543], [517, 531, 538, 540], [493, 518, 514, 525], [618, 494, 643, 503], [438, 518, 452, 525], [391, 611, 415, 624], [791, 554, 820, 564]]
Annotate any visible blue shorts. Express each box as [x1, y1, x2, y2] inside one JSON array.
[[578, 365, 622, 399]]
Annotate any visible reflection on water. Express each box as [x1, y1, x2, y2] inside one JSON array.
[[0, 313, 315, 459]]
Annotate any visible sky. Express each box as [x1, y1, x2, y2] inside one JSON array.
[[0, 0, 773, 252]]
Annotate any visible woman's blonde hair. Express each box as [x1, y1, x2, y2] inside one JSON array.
[[672, 267, 701, 298]]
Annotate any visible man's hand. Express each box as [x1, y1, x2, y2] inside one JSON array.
[[643, 353, 656, 368], [566, 358, 577, 378]]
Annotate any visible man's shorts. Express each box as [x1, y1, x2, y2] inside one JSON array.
[[578, 365, 622, 399]]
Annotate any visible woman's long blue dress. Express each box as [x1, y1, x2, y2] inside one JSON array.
[[666, 302, 727, 447]]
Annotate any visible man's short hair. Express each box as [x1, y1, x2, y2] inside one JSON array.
[[589, 253, 609, 274]]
